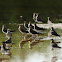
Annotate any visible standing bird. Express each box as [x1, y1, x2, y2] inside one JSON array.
[[28, 21, 34, 29], [47, 17, 53, 24], [18, 24, 29, 34], [48, 27, 60, 37], [51, 39, 61, 50], [28, 27, 43, 35], [2, 24, 16, 34], [34, 23, 46, 30], [24, 21, 29, 29], [35, 13, 44, 23], [6, 29, 12, 39]]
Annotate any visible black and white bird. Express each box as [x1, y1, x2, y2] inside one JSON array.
[[48, 27, 60, 37], [28, 27, 43, 34], [28, 21, 34, 29], [47, 17, 53, 24], [34, 23, 46, 30], [51, 39, 61, 50], [35, 13, 44, 23], [24, 21, 29, 29], [2, 25, 16, 34], [6, 29, 12, 39], [18, 24, 29, 34]]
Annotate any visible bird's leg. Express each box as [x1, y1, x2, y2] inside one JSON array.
[[34, 34, 40, 41], [29, 41, 32, 49]]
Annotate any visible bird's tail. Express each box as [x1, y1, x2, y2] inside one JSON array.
[[57, 34, 60, 37], [2, 42, 6, 43], [58, 47, 62, 48]]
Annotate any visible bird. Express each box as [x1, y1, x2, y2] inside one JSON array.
[[28, 21, 34, 29], [33, 13, 37, 22], [2, 24, 16, 34], [2, 24, 7, 33], [5, 29, 12, 39], [3, 37, 12, 44], [28, 27, 43, 35], [50, 39, 61, 50], [34, 23, 46, 30], [35, 13, 44, 23], [18, 24, 29, 34], [47, 17, 53, 24], [3, 38, 12, 49], [48, 27, 60, 37], [24, 21, 29, 29]]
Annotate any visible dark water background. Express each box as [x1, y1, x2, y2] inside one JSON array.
[[0, 0, 62, 23]]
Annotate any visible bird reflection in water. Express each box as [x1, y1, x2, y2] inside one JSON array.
[[29, 39, 44, 49], [19, 33, 44, 49], [0, 57, 10, 62], [19, 34, 37, 48], [1, 42, 12, 58]]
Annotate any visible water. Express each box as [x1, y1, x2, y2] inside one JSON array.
[[0, 0, 62, 61], [0, 23, 62, 62]]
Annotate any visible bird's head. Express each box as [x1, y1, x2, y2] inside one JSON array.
[[48, 17, 51, 21], [18, 24, 23, 30], [29, 21, 31, 24], [7, 29, 10, 32], [50, 39, 54, 43], [51, 27, 54, 30], [48, 17, 50, 19], [28, 21, 31, 27], [36, 13, 39, 17], [33, 13, 37, 16], [2, 24, 6, 28]]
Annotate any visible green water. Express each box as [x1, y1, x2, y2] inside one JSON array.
[[0, 0, 62, 62], [0, 23, 62, 62]]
